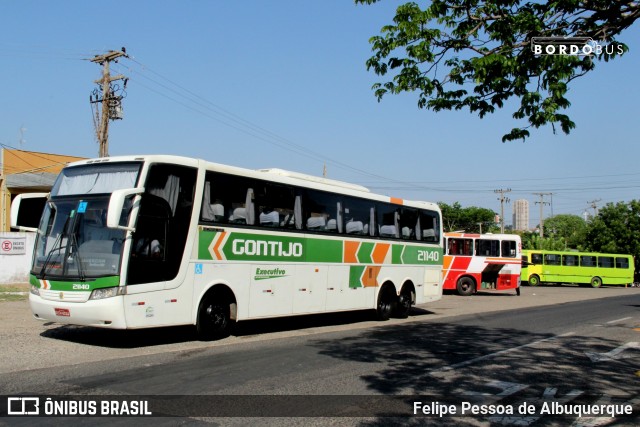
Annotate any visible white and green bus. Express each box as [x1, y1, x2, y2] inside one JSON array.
[[521, 249, 635, 288], [12, 155, 443, 339]]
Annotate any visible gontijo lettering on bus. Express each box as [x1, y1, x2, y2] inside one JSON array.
[[198, 230, 442, 265]]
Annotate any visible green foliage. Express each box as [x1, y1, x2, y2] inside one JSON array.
[[542, 214, 587, 250], [438, 202, 498, 233], [356, 0, 636, 142], [518, 231, 566, 251], [585, 201, 640, 275]]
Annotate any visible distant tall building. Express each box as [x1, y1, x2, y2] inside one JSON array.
[[513, 199, 530, 231]]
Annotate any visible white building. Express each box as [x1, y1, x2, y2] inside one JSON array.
[[513, 199, 530, 231]]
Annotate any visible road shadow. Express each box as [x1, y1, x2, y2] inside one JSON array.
[[39, 306, 436, 348], [308, 318, 640, 424]]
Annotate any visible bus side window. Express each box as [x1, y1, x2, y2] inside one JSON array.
[[501, 240, 516, 257]]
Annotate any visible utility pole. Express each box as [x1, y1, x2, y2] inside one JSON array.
[[587, 199, 602, 218], [90, 48, 128, 157], [494, 188, 511, 234], [533, 192, 552, 238]]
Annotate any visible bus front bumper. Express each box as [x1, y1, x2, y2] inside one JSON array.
[[29, 293, 128, 329]]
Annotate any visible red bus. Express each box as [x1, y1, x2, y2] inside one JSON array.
[[443, 232, 522, 296]]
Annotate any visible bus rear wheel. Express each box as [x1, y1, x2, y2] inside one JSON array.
[[590, 276, 602, 288], [394, 287, 414, 319], [197, 293, 235, 340], [376, 286, 395, 321], [528, 275, 540, 287], [456, 277, 475, 296]]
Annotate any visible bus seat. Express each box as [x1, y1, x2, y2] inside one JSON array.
[[306, 216, 326, 230], [346, 220, 363, 234], [423, 229, 436, 241], [230, 207, 247, 223], [259, 210, 280, 226], [326, 219, 337, 231], [380, 225, 396, 237]]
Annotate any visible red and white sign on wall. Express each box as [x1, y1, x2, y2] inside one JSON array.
[[1, 237, 26, 255]]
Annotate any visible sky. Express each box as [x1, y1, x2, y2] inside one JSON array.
[[1, 1, 639, 228]]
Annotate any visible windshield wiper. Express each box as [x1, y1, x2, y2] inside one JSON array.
[[39, 232, 65, 279], [68, 231, 86, 281]]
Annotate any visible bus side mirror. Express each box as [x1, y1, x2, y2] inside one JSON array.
[[107, 188, 145, 231], [10, 193, 49, 232]]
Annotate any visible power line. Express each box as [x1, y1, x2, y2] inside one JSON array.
[[110, 56, 447, 193]]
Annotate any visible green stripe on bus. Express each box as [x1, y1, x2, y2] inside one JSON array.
[[306, 238, 342, 263], [198, 229, 442, 266], [29, 274, 120, 291], [357, 242, 375, 264], [349, 266, 365, 288]]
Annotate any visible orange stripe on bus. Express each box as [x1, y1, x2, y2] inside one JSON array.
[[390, 197, 403, 205], [372, 243, 390, 264], [344, 241, 359, 263], [362, 266, 382, 287], [213, 232, 226, 260]]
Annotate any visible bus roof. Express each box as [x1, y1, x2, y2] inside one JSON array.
[[63, 154, 441, 211], [444, 232, 520, 240]]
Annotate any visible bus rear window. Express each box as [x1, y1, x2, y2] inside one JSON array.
[[616, 257, 630, 269]]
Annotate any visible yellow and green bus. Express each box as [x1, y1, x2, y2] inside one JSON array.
[[521, 250, 635, 288]]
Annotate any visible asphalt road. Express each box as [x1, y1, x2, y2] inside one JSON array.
[[1, 286, 639, 426]]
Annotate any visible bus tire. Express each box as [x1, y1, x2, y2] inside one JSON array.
[[376, 285, 395, 321], [528, 275, 540, 287], [196, 292, 235, 340], [590, 276, 602, 288], [394, 287, 414, 319], [456, 277, 475, 296]]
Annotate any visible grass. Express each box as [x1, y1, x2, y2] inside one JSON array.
[[0, 284, 29, 302]]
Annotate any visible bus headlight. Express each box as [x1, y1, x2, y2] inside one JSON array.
[[30, 285, 40, 296], [90, 286, 126, 300]]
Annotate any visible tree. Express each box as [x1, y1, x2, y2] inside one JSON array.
[[356, 0, 637, 141], [518, 230, 566, 251], [438, 202, 498, 233], [543, 214, 587, 249], [585, 200, 640, 278]]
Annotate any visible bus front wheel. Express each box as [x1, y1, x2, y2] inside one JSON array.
[[528, 275, 540, 287], [197, 292, 235, 340], [590, 276, 602, 288], [456, 277, 475, 296]]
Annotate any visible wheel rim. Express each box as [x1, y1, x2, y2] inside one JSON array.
[[206, 304, 227, 330], [379, 296, 391, 314]]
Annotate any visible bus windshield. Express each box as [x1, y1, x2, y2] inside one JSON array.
[[32, 162, 141, 280]]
